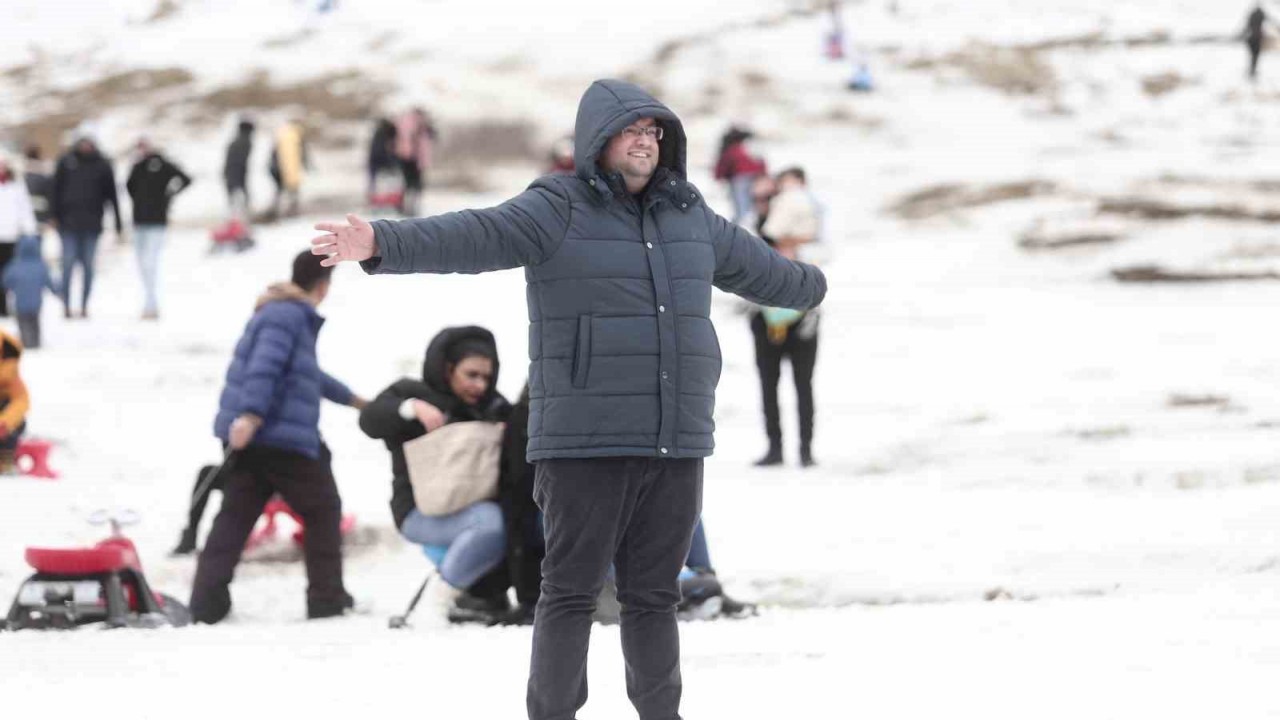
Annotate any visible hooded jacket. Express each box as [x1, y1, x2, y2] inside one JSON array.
[[358, 326, 510, 528], [213, 283, 354, 459], [52, 144, 122, 235], [0, 331, 29, 433], [126, 152, 192, 226], [1, 236, 56, 315], [363, 79, 827, 461]]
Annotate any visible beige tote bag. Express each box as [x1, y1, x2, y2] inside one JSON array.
[[403, 421, 504, 517]]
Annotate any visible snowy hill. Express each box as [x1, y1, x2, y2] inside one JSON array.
[[2, 1, 1279, 718]]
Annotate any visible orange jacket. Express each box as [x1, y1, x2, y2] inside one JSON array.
[[0, 331, 29, 433]]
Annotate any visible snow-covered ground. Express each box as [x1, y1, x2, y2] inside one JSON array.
[[2, 0, 1280, 718]]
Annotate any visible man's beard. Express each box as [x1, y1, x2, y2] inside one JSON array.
[[621, 158, 656, 185]]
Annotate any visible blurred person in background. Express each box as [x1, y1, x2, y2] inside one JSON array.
[[126, 137, 192, 320], [22, 145, 53, 234], [547, 135, 575, 175], [0, 153, 38, 318], [714, 125, 768, 224], [51, 135, 120, 319], [51, 134, 122, 319], [750, 173, 777, 241], [1244, 3, 1276, 81], [223, 118, 255, 222], [0, 331, 30, 474], [753, 167, 822, 468], [270, 118, 309, 219], [2, 236, 57, 350], [367, 116, 398, 199], [394, 107, 437, 216]]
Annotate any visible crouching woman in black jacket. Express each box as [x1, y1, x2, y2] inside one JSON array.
[[359, 326, 511, 623]]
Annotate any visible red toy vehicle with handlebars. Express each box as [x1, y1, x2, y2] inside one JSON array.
[[4, 510, 190, 630]]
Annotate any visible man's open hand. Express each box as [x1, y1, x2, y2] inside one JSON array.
[[312, 214, 376, 267]]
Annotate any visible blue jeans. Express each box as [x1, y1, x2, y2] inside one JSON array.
[[730, 174, 756, 224], [686, 518, 710, 571], [58, 231, 99, 312], [399, 502, 506, 589], [133, 225, 165, 314]]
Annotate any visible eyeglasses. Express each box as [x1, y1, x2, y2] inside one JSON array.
[[620, 125, 664, 141]]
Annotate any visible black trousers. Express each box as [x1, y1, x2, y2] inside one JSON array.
[[0, 242, 14, 317], [751, 312, 819, 448], [189, 444, 346, 622], [181, 463, 228, 542], [1249, 39, 1263, 79], [528, 457, 703, 720]]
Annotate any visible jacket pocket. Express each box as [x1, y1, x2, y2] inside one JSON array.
[[572, 315, 592, 389]]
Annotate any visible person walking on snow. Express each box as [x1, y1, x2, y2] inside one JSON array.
[[51, 135, 122, 319], [270, 118, 308, 219], [189, 250, 367, 623], [2, 236, 58, 349], [1244, 3, 1277, 81], [21, 145, 53, 234], [311, 78, 827, 720], [223, 119, 255, 222], [126, 138, 192, 320], [0, 155, 38, 318]]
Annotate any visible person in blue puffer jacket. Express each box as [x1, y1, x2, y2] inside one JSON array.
[[1, 235, 57, 349], [190, 250, 366, 624]]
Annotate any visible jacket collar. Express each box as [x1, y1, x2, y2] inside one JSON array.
[[255, 282, 324, 330], [585, 167, 699, 213]]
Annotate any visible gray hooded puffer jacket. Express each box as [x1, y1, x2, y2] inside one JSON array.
[[364, 79, 827, 461]]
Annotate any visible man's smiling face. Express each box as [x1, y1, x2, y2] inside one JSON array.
[[600, 117, 660, 191]]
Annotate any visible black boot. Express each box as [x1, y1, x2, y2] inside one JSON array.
[[171, 527, 198, 556], [754, 443, 783, 467], [800, 444, 816, 468]]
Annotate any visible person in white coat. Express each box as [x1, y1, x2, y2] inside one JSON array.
[[0, 155, 39, 318]]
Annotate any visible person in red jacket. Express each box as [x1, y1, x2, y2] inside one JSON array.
[[713, 126, 767, 224]]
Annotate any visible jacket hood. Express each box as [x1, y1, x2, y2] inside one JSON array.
[[15, 235, 41, 261], [73, 143, 101, 160], [254, 282, 313, 311], [574, 79, 687, 182], [421, 325, 501, 406]]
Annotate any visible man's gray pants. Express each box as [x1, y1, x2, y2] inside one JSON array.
[[527, 457, 703, 720]]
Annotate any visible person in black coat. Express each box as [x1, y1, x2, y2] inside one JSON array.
[[359, 326, 515, 622], [125, 138, 192, 319], [223, 119, 254, 220], [497, 384, 545, 623], [366, 117, 397, 198], [51, 136, 122, 319], [22, 145, 53, 230]]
